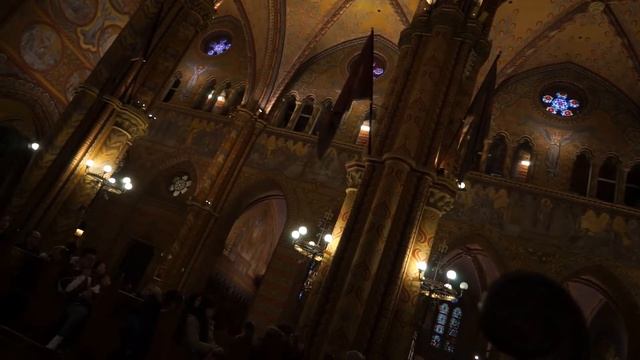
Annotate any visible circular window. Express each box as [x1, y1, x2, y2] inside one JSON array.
[[169, 174, 192, 197], [539, 84, 584, 118], [348, 54, 386, 79], [201, 33, 232, 56], [541, 92, 580, 117]]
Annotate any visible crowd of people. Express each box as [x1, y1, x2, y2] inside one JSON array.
[[0, 222, 367, 359]]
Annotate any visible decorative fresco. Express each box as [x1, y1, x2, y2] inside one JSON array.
[[246, 131, 359, 189], [20, 24, 62, 71], [445, 176, 640, 264]]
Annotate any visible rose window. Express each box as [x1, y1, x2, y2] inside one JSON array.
[[169, 175, 192, 197], [541, 92, 580, 117]]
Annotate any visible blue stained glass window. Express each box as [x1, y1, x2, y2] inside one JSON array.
[[373, 61, 385, 78], [206, 37, 232, 56], [542, 92, 580, 117], [431, 303, 450, 349]]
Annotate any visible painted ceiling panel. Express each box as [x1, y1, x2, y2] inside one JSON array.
[[512, 8, 640, 101], [312, 0, 405, 58]]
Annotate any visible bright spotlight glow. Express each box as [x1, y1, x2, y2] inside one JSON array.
[[298, 226, 308, 235], [520, 160, 531, 166], [74, 228, 85, 237], [360, 124, 371, 132], [29, 142, 40, 151], [217, 95, 226, 102], [446, 270, 457, 280], [207, 92, 214, 100], [291, 230, 300, 239], [323, 234, 333, 243], [121, 177, 131, 184], [103, 164, 113, 173], [417, 261, 427, 272], [460, 282, 469, 290], [123, 183, 133, 190], [474, 356, 480, 360], [444, 283, 453, 290], [108, 177, 116, 184], [457, 180, 466, 190], [308, 241, 316, 246], [86, 159, 95, 168]]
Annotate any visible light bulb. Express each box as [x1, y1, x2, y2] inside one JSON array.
[[291, 230, 300, 239], [474, 356, 480, 360], [457, 180, 466, 190], [323, 234, 333, 243], [121, 177, 131, 184], [520, 160, 531, 166], [124, 183, 133, 190], [446, 270, 457, 280], [103, 164, 113, 173], [360, 124, 371, 132], [308, 241, 316, 246], [444, 283, 453, 290], [74, 228, 85, 237], [460, 282, 469, 290], [29, 142, 40, 150], [108, 177, 116, 184], [217, 95, 226, 102], [86, 159, 95, 168], [417, 261, 427, 272], [298, 226, 308, 235], [207, 92, 213, 100]]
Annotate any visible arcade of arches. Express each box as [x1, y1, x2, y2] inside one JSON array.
[[1, 0, 640, 359]]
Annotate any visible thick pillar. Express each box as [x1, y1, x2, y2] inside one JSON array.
[[305, 1, 495, 358], [154, 107, 267, 290], [298, 161, 365, 336], [42, 95, 149, 246], [372, 182, 456, 357]]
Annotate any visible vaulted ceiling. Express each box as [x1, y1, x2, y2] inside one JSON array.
[[215, 0, 640, 109]]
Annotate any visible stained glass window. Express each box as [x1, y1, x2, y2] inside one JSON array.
[[541, 92, 580, 117], [206, 37, 232, 56], [444, 307, 463, 353], [431, 303, 450, 349], [373, 61, 385, 79]]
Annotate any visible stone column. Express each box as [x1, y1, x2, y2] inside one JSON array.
[[287, 101, 304, 130], [371, 182, 456, 357], [305, 1, 495, 358], [41, 96, 149, 246], [155, 106, 267, 290], [617, 166, 629, 205], [298, 161, 365, 337]]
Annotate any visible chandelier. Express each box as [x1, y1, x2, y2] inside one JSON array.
[[417, 240, 468, 302], [84, 159, 134, 195]]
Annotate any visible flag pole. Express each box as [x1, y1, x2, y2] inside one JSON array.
[[368, 28, 374, 156]]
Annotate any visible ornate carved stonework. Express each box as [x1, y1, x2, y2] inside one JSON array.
[[345, 161, 365, 189]]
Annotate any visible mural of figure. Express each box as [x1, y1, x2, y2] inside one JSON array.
[[20, 24, 62, 71], [181, 65, 207, 101], [541, 128, 573, 177]]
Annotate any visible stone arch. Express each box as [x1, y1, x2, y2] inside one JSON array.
[[562, 266, 640, 359]]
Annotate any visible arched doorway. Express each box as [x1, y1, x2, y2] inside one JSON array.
[[217, 194, 287, 294], [566, 277, 629, 359], [416, 244, 501, 360], [0, 125, 33, 210]]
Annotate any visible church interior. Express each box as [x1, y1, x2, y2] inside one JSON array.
[[1, 0, 640, 359]]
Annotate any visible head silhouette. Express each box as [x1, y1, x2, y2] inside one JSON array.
[[479, 271, 589, 360]]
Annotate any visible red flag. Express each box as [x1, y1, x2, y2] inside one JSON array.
[[457, 54, 500, 179], [317, 31, 374, 158]]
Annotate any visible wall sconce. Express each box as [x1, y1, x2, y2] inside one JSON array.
[[85, 159, 134, 194]]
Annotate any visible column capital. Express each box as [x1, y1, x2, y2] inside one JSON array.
[[346, 161, 366, 190], [426, 187, 455, 214]]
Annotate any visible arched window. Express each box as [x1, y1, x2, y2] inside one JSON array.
[[430, 302, 450, 349], [512, 140, 533, 181], [225, 85, 245, 113], [312, 100, 332, 136], [596, 157, 619, 203], [569, 152, 591, 196], [485, 135, 508, 176], [624, 164, 640, 208], [356, 107, 376, 146], [444, 307, 463, 353], [162, 74, 181, 103], [294, 101, 314, 132], [193, 78, 216, 110], [276, 96, 296, 128]]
